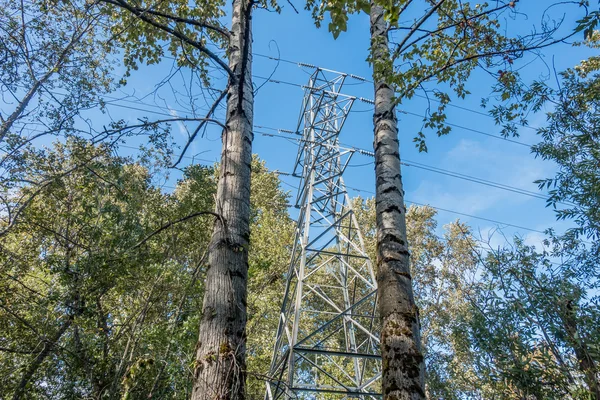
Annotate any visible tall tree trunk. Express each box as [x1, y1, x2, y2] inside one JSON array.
[[11, 319, 72, 400], [191, 0, 253, 399], [369, 3, 426, 399], [561, 300, 600, 400]]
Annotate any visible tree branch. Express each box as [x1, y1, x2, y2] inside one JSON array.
[[99, 0, 236, 82], [391, 3, 511, 59], [0, 163, 88, 238], [0, 346, 37, 355], [132, 211, 223, 250], [123, 6, 230, 39], [396, 30, 579, 102], [391, 0, 446, 60], [0, 16, 95, 142], [171, 89, 228, 168], [11, 319, 73, 400]]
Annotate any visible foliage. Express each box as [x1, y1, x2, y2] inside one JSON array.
[[468, 234, 600, 399], [4, 143, 596, 399], [245, 159, 295, 398], [1, 2, 598, 399], [354, 199, 486, 398], [98, 0, 281, 81], [479, 30, 600, 400], [98, 0, 228, 82], [352, 198, 600, 399], [0, 0, 115, 136], [0, 0, 179, 239], [0, 142, 294, 399], [305, 0, 588, 151], [492, 33, 600, 244]]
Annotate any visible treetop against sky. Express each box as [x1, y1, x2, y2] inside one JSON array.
[[90, 0, 591, 246]]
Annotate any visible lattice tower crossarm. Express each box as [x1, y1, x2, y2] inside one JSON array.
[[265, 68, 381, 399]]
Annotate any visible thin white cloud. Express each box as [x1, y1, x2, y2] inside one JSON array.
[[413, 138, 557, 212], [409, 182, 501, 215], [167, 106, 189, 138], [404, 138, 565, 242]]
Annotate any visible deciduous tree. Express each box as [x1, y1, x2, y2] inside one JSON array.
[[304, 2, 589, 397]]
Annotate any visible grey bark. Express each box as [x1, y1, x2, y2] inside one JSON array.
[[191, 0, 253, 399], [561, 300, 600, 400], [370, 3, 426, 399], [11, 319, 72, 400]]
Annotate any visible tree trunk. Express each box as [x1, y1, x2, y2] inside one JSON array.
[[191, 0, 253, 399], [0, 18, 91, 143], [11, 319, 72, 400], [561, 300, 600, 400], [369, 3, 426, 399]]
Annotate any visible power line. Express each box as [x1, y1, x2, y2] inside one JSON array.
[[398, 159, 573, 206], [126, 153, 562, 243], [398, 110, 532, 148], [252, 96, 533, 148], [254, 130, 569, 207], [273, 174, 548, 235], [8, 81, 560, 235], [13, 95, 554, 207], [156, 177, 560, 264], [253, 52, 537, 132], [14, 75, 536, 149]]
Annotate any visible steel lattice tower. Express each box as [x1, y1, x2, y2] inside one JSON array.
[[265, 68, 381, 399]]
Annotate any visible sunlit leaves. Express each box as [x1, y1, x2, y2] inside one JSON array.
[[0, 143, 295, 398], [101, 0, 227, 83], [310, 0, 586, 152]]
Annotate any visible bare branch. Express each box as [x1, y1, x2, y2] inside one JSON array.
[[171, 89, 228, 168], [396, 30, 579, 102], [286, 0, 299, 14], [132, 211, 223, 250]]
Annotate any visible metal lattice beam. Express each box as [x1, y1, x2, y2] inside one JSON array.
[[265, 68, 381, 400]]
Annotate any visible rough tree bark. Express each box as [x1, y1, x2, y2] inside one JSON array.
[[11, 319, 72, 400], [191, 0, 253, 399], [369, 3, 426, 399], [561, 300, 600, 400]]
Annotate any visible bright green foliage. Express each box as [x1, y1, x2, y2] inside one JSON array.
[[469, 234, 600, 399], [99, 0, 227, 82], [533, 61, 600, 241], [304, 0, 370, 39], [353, 199, 488, 397], [0, 142, 294, 399], [99, 0, 282, 82]]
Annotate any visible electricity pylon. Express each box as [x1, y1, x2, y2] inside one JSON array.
[[265, 68, 381, 399]]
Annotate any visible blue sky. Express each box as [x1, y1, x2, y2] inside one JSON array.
[[103, 1, 593, 250]]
